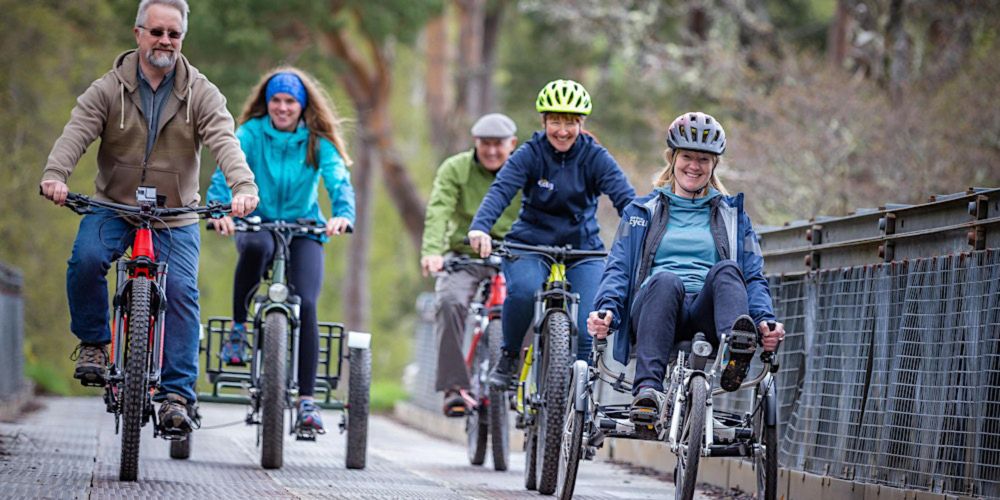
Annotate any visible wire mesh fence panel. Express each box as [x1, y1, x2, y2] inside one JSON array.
[[772, 249, 1000, 496]]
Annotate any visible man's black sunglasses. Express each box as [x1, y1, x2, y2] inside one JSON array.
[[138, 25, 183, 40]]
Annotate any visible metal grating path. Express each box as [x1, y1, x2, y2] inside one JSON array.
[[0, 397, 701, 499]]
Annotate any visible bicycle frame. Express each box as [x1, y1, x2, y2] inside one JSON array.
[[464, 271, 506, 371], [516, 261, 577, 416], [106, 220, 168, 424]]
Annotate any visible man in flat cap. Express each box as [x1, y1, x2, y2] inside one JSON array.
[[420, 113, 521, 417]]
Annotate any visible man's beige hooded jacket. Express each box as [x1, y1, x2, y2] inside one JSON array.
[[42, 50, 257, 226]]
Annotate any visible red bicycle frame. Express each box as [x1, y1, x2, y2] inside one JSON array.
[[465, 272, 507, 369]]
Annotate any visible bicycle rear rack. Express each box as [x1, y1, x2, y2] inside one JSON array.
[[199, 317, 347, 409]]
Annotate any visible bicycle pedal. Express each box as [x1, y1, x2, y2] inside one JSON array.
[[76, 372, 106, 387], [295, 430, 317, 441], [629, 407, 658, 424]]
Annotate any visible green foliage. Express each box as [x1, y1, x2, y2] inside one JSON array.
[[370, 379, 409, 413], [343, 0, 445, 43]]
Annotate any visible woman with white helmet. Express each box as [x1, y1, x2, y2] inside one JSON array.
[[587, 111, 785, 422]]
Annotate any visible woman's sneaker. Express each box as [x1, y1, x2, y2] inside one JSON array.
[[296, 399, 325, 435], [720, 315, 758, 392], [220, 323, 250, 366]]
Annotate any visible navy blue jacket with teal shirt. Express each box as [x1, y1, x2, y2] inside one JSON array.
[[470, 131, 635, 249], [594, 188, 776, 365]]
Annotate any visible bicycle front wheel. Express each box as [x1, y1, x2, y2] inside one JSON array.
[[675, 375, 707, 500], [556, 361, 587, 500], [536, 311, 573, 495], [754, 374, 779, 500], [119, 276, 152, 482], [467, 324, 490, 466], [486, 319, 510, 471], [260, 310, 288, 469]]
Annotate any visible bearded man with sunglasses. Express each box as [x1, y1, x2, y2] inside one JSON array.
[[39, 0, 259, 436]]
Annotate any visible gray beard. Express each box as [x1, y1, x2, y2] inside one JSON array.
[[146, 48, 176, 69]]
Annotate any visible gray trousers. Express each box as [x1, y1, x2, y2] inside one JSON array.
[[434, 262, 496, 392]]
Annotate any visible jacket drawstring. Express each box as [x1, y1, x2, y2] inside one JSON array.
[[119, 82, 125, 130], [185, 84, 192, 124]]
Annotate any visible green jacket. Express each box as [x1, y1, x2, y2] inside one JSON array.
[[421, 150, 521, 258]]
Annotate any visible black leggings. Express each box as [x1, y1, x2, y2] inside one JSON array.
[[233, 232, 325, 397]]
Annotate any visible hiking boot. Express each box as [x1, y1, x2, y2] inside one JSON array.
[[630, 386, 666, 424], [442, 388, 475, 418], [158, 394, 194, 435], [720, 315, 758, 392], [220, 323, 250, 366], [296, 399, 325, 434], [488, 352, 517, 390], [71, 343, 108, 387]]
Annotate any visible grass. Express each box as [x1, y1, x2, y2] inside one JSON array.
[[370, 379, 409, 413]]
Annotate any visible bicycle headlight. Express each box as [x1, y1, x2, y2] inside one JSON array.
[[692, 339, 713, 357], [268, 283, 289, 303]]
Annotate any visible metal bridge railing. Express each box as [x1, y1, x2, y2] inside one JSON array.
[[0, 261, 25, 405]]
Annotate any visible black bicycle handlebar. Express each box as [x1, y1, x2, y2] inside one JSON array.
[[206, 217, 353, 235], [62, 192, 230, 218], [442, 255, 502, 273], [462, 236, 608, 260]]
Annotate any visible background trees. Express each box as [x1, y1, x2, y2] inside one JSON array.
[[2, 0, 997, 402]]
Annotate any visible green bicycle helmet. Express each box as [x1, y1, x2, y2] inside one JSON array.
[[535, 79, 592, 115]]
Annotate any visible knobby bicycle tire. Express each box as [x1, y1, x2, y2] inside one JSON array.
[[536, 311, 573, 495], [487, 320, 510, 471], [119, 276, 151, 481]]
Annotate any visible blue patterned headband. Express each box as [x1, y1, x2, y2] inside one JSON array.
[[265, 72, 308, 109]]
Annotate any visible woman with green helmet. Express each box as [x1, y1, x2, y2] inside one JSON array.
[[467, 79, 636, 388]]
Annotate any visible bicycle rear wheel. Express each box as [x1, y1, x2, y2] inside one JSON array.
[[119, 276, 151, 482], [675, 374, 707, 500], [260, 310, 288, 469], [486, 320, 510, 471], [169, 434, 191, 459], [536, 311, 572, 495]]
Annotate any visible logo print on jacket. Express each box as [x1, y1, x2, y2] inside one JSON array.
[[629, 216, 647, 227], [537, 178, 554, 191]]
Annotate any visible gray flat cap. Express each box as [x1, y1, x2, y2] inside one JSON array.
[[470, 113, 517, 138]]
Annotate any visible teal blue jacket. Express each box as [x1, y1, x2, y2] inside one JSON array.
[[207, 116, 355, 242]]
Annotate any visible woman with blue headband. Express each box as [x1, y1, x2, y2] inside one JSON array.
[[207, 67, 355, 433]]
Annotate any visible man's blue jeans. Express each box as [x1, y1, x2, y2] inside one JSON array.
[[67, 208, 201, 402], [501, 253, 603, 361]]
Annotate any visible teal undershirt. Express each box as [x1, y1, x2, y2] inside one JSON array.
[[644, 187, 720, 293]]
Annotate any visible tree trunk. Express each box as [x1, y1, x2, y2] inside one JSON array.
[[345, 129, 374, 333], [478, 1, 504, 115], [828, 0, 851, 67], [455, 0, 486, 145], [886, 0, 910, 105], [425, 14, 455, 156]]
